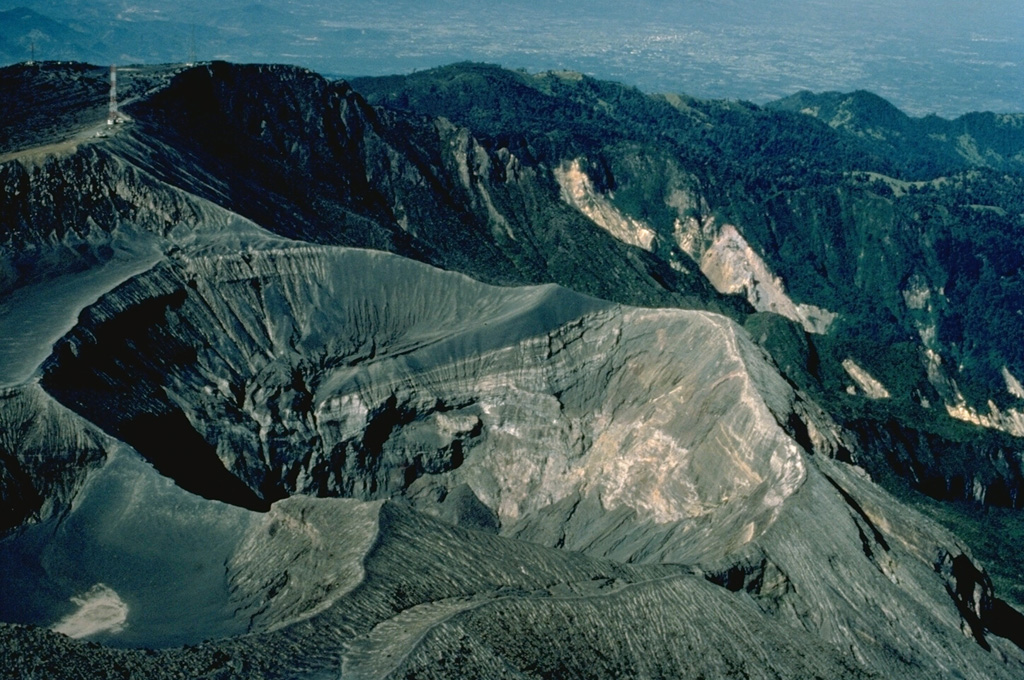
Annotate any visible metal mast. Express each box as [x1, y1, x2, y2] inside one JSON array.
[[107, 65, 118, 125], [188, 25, 197, 66]]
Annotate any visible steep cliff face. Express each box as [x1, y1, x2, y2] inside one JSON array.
[[841, 413, 1024, 507], [0, 141, 276, 390], [736, 178, 1024, 476], [2, 61, 1024, 679], [0, 384, 107, 532], [17, 242, 1023, 677], [353, 61, 1024, 434], [39, 246, 802, 561], [114, 62, 739, 315]]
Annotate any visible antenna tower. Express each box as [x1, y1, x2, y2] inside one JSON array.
[[108, 65, 118, 125]]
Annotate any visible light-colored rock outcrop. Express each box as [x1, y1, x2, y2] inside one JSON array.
[[675, 216, 837, 333], [1003, 366, 1024, 400], [947, 400, 1024, 438], [25, 243, 1024, 678], [843, 358, 891, 399], [555, 159, 657, 250], [42, 246, 804, 560], [4, 62, 1023, 680]]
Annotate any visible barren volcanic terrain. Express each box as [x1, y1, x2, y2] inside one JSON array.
[[1, 61, 1023, 678]]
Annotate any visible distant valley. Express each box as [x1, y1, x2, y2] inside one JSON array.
[[0, 0, 1022, 117]]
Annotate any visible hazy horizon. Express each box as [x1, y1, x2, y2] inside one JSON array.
[[1, 0, 1021, 117]]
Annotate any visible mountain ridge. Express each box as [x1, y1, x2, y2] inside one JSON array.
[[3, 59, 1022, 517], [2, 0, 1021, 116], [1, 60, 1024, 678], [767, 89, 1024, 177], [350, 61, 1024, 502]]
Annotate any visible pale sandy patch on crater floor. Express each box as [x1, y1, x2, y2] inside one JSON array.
[[51, 583, 128, 639]]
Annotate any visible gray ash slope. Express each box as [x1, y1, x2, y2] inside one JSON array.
[[114, 61, 742, 314], [0, 61, 1023, 678], [354, 63, 1024, 511], [21, 243, 1024, 678]]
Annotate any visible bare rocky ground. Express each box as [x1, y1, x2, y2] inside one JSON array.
[[1, 61, 1023, 679]]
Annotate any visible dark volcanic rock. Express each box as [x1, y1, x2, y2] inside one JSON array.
[[39, 245, 797, 544], [2, 61, 1024, 680], [26, 243, 1024, 678], [0, 384, 107, 533], [353, 63, 1024, 508], [117, 62, 743, 315]]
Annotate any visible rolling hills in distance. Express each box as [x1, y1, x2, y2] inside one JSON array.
[[0, 58, 1023, 678]]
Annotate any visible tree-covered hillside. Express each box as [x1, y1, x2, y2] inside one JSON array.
[[354, 63, 1024, 514]]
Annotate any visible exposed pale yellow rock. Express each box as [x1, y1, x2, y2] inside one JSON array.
[[946, 400, 1024, 438], [842, 358, 891, 399], [44, 247, 807, 561], [680, 218, 836, 334], [1002, 366, 1024, 399], [445, 123, 516, 239], [926, 350, 1024, 437], [555, 159, 657, 251]]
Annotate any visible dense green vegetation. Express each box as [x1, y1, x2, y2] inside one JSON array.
[[354, 63, 1024, 416], [891, 480, 1024, 609], [768, 90, 1024, 179], [353, 63, 1024, 523]]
